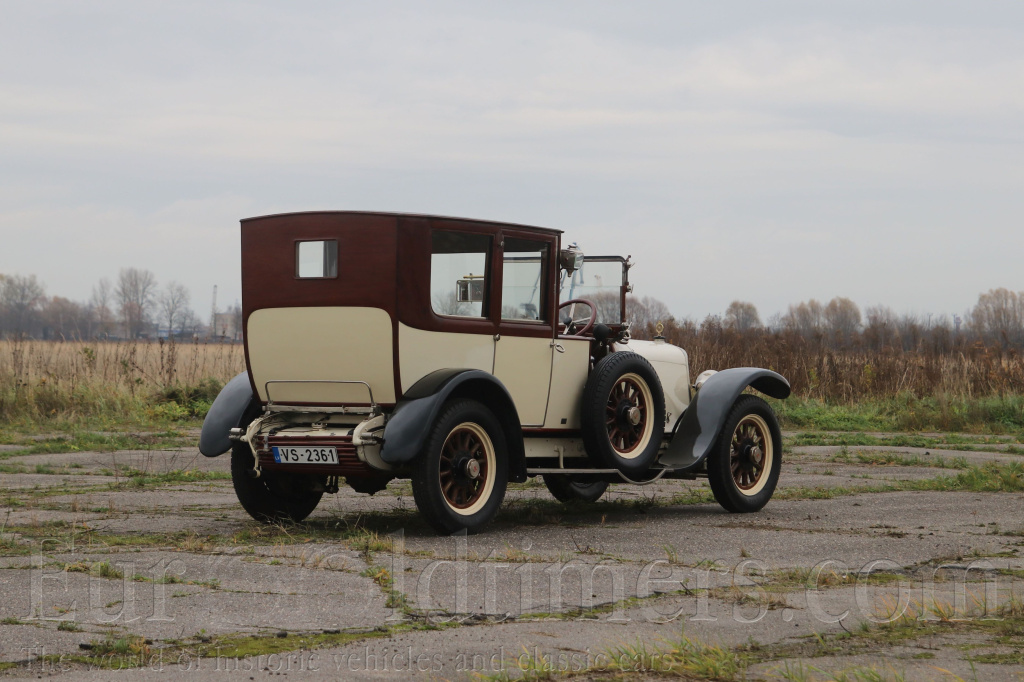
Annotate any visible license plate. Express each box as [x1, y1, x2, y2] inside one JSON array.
[[272, 446, 338, 465]]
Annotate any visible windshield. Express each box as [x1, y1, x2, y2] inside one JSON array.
[[559, 257, 626, 324]]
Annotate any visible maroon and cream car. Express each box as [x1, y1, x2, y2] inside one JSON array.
[[200, 212, 791, 534]]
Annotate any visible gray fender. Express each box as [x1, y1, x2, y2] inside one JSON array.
[[659, 367, 790, 471], [199, 372, 256, 457], [380, 369, 527, 482]]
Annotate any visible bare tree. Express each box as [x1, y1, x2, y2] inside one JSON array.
[[627, 295, 671, 330], [158, 281, 191, 335], [724, 301, 761, 331], [41, 296, 93, 340], [897, 312, 923, 350], [178, 308, 203, 338], [970, 288, 1024, 345], [90, 278, 116, 338], [226, 303, 244, 341], [780, 299, 824, 337], [824, 297, 861, 343], [0, 274, 46, 337], [590, 291, 623, 325], [863, 304, 898, 350], [116, 268, 157, 338], [432, 291, 471, 317]]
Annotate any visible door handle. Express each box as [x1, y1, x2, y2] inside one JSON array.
[[552, 342, 565, 353]]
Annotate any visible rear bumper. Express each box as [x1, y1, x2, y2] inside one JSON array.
[[255, 433, 378, 477]]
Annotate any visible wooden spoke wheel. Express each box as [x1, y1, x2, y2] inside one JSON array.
[[707, 395, 782, 513], [605, 374, 653, 456], [438, 422, 496, 514], [729, 413, 772, 492], [413, 399, 508, 534], [581, 352, 665, 477]]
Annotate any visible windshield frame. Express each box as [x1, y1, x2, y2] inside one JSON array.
[[559, 255, 629, 326]]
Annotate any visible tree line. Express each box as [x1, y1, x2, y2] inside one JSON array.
[[0, 269, 241, 341], [4, 267, 1022, 351], [628, 288, 1024, 351]]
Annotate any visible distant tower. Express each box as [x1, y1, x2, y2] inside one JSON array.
[[210, 285, 218, 338]]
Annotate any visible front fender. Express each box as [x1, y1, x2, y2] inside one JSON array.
[[198, 372, 256, 457], [659, 367, 790, 471], [380, 369, 526, 481]]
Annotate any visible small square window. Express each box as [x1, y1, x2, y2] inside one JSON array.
[[296, 240, 338, 278]]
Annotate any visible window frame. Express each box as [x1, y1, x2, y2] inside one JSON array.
[[499, 237, 551, 325], [495, 229, 558, 337]]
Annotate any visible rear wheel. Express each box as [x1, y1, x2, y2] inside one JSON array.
[[412, 399, 508, 534], [706, 395, 782, 513], [542, 474, 608, 503], [231, 442, 325, 523]]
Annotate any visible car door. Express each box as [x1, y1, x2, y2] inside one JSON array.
[[492, 233, 556, 426]]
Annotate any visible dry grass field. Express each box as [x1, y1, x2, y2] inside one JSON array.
[[3, 332, 1024, 432], [642, 321, 1024, 401], [0, 339, 244, 423]]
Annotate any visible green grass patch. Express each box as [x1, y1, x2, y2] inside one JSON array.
[[193, 629, 388, 661], [121, 469, 231, 487], [0, 430, 190, 459], [773, 394, 1024, 434]]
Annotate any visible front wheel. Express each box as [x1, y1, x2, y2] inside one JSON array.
[[542, 474, 608, 504], [412, 399, 508, 535], [706, 395, 782, 513]]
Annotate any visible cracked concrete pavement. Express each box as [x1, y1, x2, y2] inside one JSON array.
[[1, 430, 1023, 680]]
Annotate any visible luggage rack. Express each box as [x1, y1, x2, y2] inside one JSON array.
[[263, 380, 380, 416]]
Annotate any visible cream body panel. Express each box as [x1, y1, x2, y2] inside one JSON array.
[[542, 338, 591, 429], [493, 335, 552, 426], [247, 307, 396, 404], [398, 323, 495, 394], [612, 340, 690, 433]]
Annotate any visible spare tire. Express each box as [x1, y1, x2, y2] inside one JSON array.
[[580, 352, 665, 476]]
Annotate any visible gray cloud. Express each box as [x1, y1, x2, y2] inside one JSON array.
[[2, 1, 1023, 321]]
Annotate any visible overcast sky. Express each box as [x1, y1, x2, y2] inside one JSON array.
[[2, 1, 1023, 324]]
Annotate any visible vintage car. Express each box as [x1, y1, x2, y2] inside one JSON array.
[[199, 212, 791, 534]]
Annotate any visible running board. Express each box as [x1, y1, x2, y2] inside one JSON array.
[[526, 466, 675, 485]]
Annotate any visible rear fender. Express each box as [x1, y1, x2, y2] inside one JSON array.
[[199, 372, 257, 457], [659, 368, 790, 471], [380, 369, 526, 482]]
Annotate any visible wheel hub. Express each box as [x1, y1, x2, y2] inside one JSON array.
[[617, 401, 640, 427], [462, 457, 481, 480], [626, 406, 642, 425]]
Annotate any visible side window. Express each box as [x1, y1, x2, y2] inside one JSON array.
[[430, 231, 491, 317], [502, 238, 549, 321], [295, 240, 338, 278]]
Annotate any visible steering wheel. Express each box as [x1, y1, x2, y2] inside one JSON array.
[[558, 299, 597, 336]]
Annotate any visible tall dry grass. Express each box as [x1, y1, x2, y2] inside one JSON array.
[[0, 339, 244, 422], [5, 326, 1024, 429], [640, 319, 1024, 402]]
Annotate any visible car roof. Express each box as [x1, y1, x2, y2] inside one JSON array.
[[241, 210, 563, 235]]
